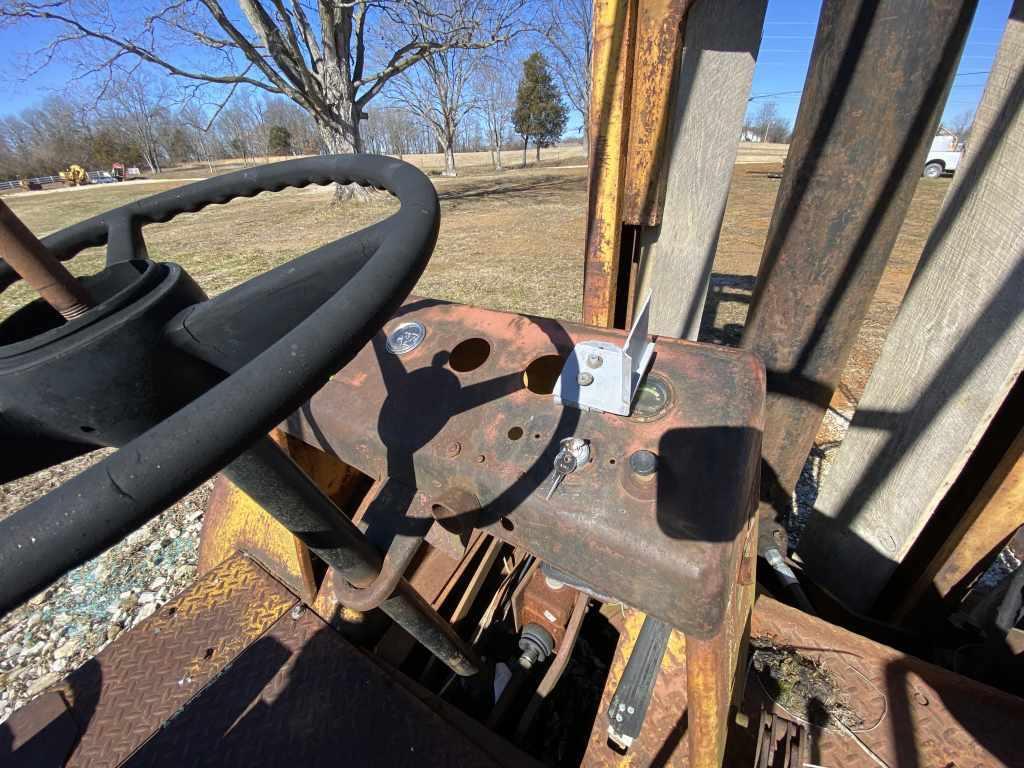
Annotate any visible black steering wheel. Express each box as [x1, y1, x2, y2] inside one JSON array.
[[0, 155, 439, 614]]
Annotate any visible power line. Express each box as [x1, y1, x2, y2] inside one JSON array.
[[748, 90, 803, 102]]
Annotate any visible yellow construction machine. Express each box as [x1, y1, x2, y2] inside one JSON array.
[[58, 164, 89, 186]]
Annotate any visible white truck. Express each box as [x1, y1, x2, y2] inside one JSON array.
[[923, 134, 964, 178]]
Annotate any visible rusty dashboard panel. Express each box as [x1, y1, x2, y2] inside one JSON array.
[[283, 299, 764, 638]]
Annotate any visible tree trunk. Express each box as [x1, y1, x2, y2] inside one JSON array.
[[535, 142, 541, 164], [495, 144, 503, 171], [443, 144, 457, 176], [522, 137, 528, 168], [317, 119, 371, 202]]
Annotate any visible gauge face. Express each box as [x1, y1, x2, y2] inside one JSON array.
[[385, 321, 427, 355], [632, 373, 672, 421]]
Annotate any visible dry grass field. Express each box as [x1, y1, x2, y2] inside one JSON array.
[[2, 142, 948, 414]]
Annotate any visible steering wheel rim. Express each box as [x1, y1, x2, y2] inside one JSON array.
[[0, 154, 439, 613]]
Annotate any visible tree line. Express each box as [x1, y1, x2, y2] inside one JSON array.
[[0, 86, 320, 180], [1, 1, 586, 198], [1, 50, 569, 183]]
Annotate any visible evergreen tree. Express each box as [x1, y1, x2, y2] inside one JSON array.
[[268, 125, 293, 156], [512, 52, 569, 167]]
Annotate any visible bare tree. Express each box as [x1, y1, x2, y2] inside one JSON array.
[[179, 103, 218, 172], [108, 75, 175, 173], [750, 101, 790, 143], [1, 0, 531, 198], [215, 96, 263, 166], [542, 0, 591, 151], [367, 107, 425, 157], [476, 56, 515, 170], [945, 109, 975, 146], [262, 96, 320, 154], [391, 40, 480, 176]]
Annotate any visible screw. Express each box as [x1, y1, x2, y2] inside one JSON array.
[[446, 441, 461, 458], [475, 454, 486, 463], [629, 450, 658, 477], [577, 372, 594, 386], [518, 647, 540, 670], [586, 352, 604, 369], [289, 604, 304, 620]]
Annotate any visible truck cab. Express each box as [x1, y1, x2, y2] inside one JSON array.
[[924, 133, 964, 177]]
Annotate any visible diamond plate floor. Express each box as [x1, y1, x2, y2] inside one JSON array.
[[2, 555, 533, 767]]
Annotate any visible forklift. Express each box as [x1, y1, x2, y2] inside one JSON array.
[[1, 0, 1022, 765]]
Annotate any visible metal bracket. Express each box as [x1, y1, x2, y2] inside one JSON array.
[[554, 295, 656, 416]]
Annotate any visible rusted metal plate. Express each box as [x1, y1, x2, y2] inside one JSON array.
[[622, 0, 693, 225], [686, 518, 756, 768], [123, 606, 536, 767], [585, 595, 1024, 767], [746, 596, 1024, 767], [0, 691, 80, 767], [583, 522, 753, 767], [50, 556, 295, 768], [283, 299, 764, 639]]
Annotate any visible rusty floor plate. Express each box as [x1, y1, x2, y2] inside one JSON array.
[[745, 597, 1024, 768], [123, 607, 532, 767], [13, 556, 298, 768], [584, 597, 1024, 767], [3, 554, 534, 767]]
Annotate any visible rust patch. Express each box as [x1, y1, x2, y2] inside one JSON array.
[[622, 0, 694, 225]]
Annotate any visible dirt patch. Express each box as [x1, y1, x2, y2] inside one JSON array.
[[750, 636, 864, 730]]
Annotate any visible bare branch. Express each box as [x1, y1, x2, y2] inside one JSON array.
[[1, 4, 277, 91], [289, 0, 323, 72]]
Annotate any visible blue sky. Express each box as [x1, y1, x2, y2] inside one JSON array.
[[748, 0, 1013, 130], [0, 0, 1015, 131]]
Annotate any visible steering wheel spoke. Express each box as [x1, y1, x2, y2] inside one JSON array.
[[106, 211, 149, 264]]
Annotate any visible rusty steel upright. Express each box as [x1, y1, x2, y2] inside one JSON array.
[[582, 0, 697, 328], [741, 0, 977, 514], [621, 0, 693, 226], [582, 0, 637, 329]]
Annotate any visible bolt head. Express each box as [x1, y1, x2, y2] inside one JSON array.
[[577, 371, 594, 386], [446, 441, 461, 458], [586, 352, 604, 369]]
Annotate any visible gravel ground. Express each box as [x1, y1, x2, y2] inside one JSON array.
[[0, 450, 212, 723], [790, 407, 853, 548]]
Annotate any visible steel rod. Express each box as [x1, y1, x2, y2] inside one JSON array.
[[0, 199, 92, 319], [223, 436, 481, 677]]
